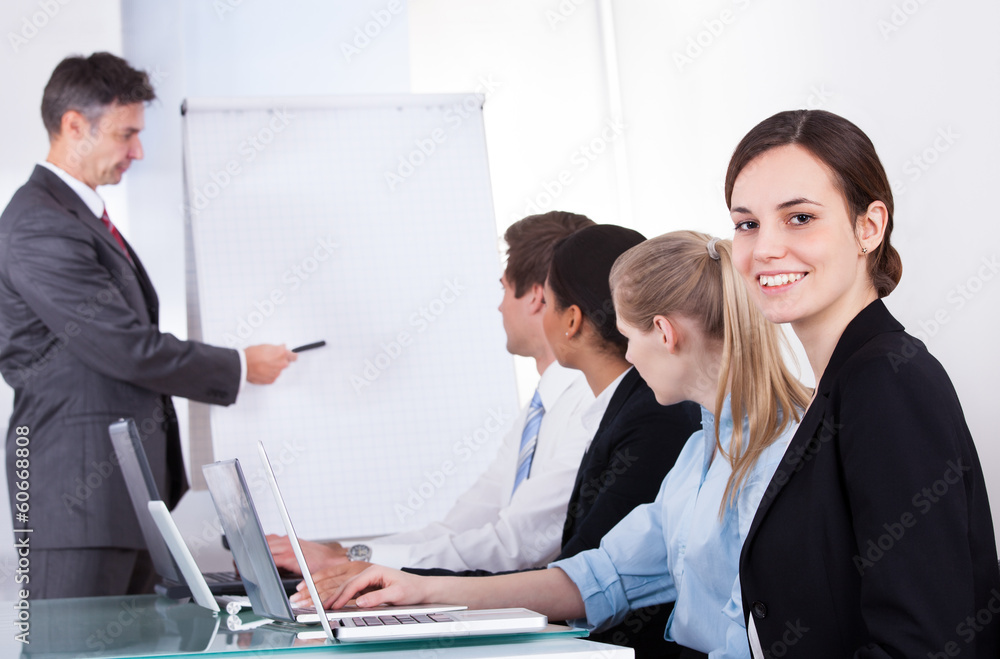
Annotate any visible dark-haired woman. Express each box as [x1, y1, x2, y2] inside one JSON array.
[[727, 109, 1000, 658]]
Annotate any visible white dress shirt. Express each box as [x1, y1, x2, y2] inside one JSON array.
[[40, 160, 105, 217], [579, 367, 629, 438], [38, 161, 248, 388], [368, 361, 595, 571], [749, 617, 765, 659]]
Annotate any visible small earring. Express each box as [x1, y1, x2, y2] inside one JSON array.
[[861, 247, 868, 255], [564, 332, 569, 337]]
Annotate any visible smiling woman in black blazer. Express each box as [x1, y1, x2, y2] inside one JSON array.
[[725, 110, 1000, 658]]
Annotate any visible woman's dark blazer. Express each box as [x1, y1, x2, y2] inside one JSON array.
[[740, 300, 1000, 658], [409, 367, 702, 658]]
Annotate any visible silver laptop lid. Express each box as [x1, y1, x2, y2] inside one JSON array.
[[108, 418, 184, 583], [257, 442, 334, 641], [147, 501, 220, 612], [202, 459, 296, 622]]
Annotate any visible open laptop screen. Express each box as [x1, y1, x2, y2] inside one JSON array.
[[202, 459, 295, 622]]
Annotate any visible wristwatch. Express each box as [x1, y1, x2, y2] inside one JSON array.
[[347, 544, 372, 562]]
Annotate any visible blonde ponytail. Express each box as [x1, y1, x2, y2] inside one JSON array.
[[611, 231, 810, 513]]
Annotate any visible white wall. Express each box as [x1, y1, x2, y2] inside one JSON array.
[[1, 0, 997, 595], [409, 0, 1000, 545]]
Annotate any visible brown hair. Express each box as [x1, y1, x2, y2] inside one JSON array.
[[503, 211, 595, 297], [724, 110, 902, 297], [611, 231, 810, 511], [42, 52, 156, 138]]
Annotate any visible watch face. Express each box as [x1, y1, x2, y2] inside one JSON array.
[[349, 544, 371, 562]]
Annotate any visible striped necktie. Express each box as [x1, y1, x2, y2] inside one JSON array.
[[511, 389, 544, 498]]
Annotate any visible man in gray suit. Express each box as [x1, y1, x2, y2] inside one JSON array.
[[0, 52, 297, 599]]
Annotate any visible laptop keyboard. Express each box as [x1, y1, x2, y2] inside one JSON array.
[[202, 571, 240, 584], [350, 613, 454, 627]]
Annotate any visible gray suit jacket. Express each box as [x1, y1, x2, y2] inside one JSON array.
[[0, 165, 241, 550]]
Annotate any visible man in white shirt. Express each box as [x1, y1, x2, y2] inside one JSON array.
[[269, 211, 596, 576], [0, 53, 295, 598]]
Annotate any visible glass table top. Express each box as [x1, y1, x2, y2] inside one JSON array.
[[2, 595, 588, 658]]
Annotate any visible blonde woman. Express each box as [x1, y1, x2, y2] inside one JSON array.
[[328, 231, 810, 659]]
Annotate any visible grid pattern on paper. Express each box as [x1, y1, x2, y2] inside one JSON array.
[[183, 98, 518, 539]]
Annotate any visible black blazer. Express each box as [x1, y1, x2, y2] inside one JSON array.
[[740, 300, 1000, 658], [0, 166, 241, 550], [409, 368, 702, 658], [559, 367, 699, 560]]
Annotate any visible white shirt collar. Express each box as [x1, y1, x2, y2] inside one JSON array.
[[39, 161, 105, 219], [535, 361, 582, 412], [580, 367, 631, 436]]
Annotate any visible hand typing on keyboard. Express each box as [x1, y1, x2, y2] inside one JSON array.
[[290, 561, 371, 605], [330, 565, 435, 610], [266, 534, 349, 574]]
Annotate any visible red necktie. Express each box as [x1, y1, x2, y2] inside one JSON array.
[[100, 209, 133, 264]]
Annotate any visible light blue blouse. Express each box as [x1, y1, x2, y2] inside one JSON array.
[[552, 398, 798, 658]]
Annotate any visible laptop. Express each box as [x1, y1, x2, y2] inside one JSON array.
[[201, 454, 468, 631], [108, 418, 298, 599], [147, 500, 220, 612], [254, 441, 548, 643]]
